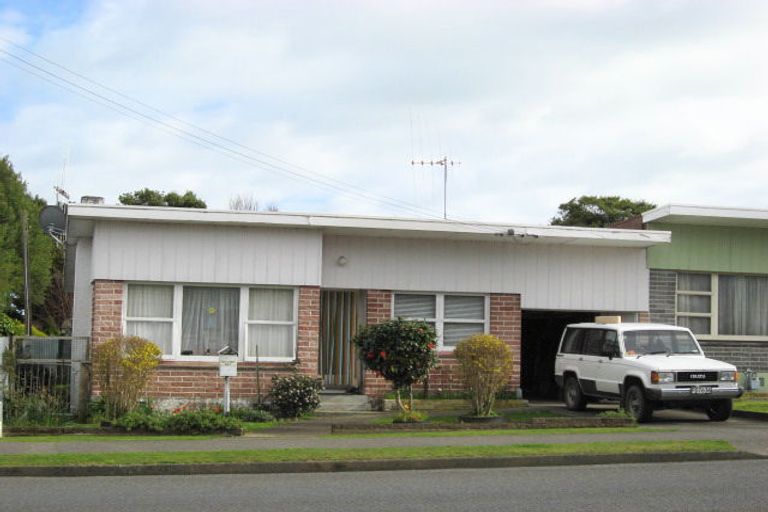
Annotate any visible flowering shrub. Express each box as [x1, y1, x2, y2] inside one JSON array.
[[454, 334, 513, 417], [115, 408, 242, 434], [269, 373, 323, 418], [353, 319, 438, 413], [92, 335, 161, 420]]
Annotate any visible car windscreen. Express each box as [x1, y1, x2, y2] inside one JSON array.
[[622, 330, 701, 356]]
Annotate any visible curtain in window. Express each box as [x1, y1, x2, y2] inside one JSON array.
[[719, 275, 768, 336], [678, 273, 711, 292], [182, 287, 239, 355], [394, 294, 436, 318], [445, 296, 484, 319], [443, 323, 484, 347], [126, 284, 173, 354], [248, 288, 294, 358]]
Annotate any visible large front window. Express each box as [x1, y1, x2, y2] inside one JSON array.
[[393, 293, 488, 349], [124, 284, 297, 360], [676, 272, 768, 338]]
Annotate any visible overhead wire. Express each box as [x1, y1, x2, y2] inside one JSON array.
[[0, 39, 509, 235]]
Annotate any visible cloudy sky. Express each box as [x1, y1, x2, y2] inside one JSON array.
[[1, 0, 767, 224]]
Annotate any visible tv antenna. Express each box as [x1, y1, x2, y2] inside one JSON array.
[[411, 156, 460, 219]]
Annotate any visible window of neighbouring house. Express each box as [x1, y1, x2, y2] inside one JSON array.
[[125, 284, 174, 354], [181, 286, 240, 356], [676, 273, 712, 335], [675, 272, 768, 338], [718, 275, 768, 336], [246, 288, 296, 359], [393, 292, 488, 349]]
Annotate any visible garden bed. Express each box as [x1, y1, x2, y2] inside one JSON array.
[[3, 425, 245, 437], [331, 416, 634, 434], [378, 398, 528, 412]]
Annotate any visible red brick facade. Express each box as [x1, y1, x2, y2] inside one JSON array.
[[90, 280, 320, 407], [360, 290, 522, 397], [637, 311, 651, 323]]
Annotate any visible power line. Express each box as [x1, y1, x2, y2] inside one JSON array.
[[0, 40, 507, 235]]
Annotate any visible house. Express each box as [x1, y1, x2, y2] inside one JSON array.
[[64, 203, 669, 407], [642, 204, 768, 390]]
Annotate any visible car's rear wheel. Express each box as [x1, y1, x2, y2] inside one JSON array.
[[625, 384, 653, 423], [704, 399, 732, 421], [563, 376, 587, 411]]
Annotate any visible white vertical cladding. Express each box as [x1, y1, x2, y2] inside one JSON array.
[[71, 238, 93, 337], [322, 235, 649, 311], [92, 221, 322, 285]]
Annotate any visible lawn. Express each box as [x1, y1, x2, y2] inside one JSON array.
[[327, 426, 670, 439], [734, 400, 768, 414], [0, 440, 733, 467], [0, 434, 216, 443]]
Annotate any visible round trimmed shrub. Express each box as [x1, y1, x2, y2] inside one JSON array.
[[454, 334, 513, 417], [269, 374, 322, 418], [352, 318, 438, 413]]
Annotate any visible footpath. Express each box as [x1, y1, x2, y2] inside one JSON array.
[[1, 407, 766, 477]]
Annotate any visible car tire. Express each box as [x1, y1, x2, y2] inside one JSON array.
[[705, 399, 732, 422], [625, 384, 653, 423], [563, 376, 587, 411]]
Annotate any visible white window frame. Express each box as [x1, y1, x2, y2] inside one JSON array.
[[675, 272, 768, 342], [123, 283, 175, 355], [122, 283, 299, 362], [391, 292, 490, 351], [243, 286, 299, 362]]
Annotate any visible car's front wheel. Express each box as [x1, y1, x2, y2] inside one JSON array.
[[704, 399, 732, 421], [625, 384, 653, 423], [563, 376, 587, 411]]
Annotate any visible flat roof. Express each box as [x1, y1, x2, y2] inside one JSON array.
[[643, 204, 768, 228], [66, 204, 670, 248]]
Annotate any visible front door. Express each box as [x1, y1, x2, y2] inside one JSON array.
[[320, 290, 364, 390]]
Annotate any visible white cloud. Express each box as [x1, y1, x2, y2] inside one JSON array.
[[2, 0, 768, 223]]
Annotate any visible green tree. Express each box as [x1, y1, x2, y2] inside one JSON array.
[[0, 156, 55, 322], [550, 195, 656, 227], [118, 188, 206, 208]]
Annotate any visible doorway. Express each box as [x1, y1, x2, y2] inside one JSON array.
[[320, 290, 365, 391]]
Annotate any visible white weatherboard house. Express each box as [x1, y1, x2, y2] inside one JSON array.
[[64, 204, 670, 406]]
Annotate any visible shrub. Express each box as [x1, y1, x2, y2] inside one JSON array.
[[269, 373, 322, 418], [230, 407, 275, 423], [165, 409, 241, 434], [115, 410, 168, 432], [92, 335, 162, 420], [3, 389, 67, 427], [353, 318, 438, 413], [0, 313, 24, 336], [454, 334, 513, 417]]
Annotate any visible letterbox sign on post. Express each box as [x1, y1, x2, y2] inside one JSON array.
[[218, 346, 238, 415]]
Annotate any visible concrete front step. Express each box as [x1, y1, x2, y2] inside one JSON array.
[[318, 393, 373, 412]]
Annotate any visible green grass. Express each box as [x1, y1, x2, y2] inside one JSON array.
[[328, 426, 671, 439], [734, 400, 768, 413], [371, 409, 562, 425], [242, 421, 279, 432], [0, 440, 732, 467], [0, 434, 216, 443]]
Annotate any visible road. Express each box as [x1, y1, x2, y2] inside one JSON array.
[[2, 460, 767, 512]]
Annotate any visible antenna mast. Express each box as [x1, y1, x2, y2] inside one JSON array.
[[411, 156, 460, 219]]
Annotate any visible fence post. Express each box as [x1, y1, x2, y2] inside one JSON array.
[[0, 336, 9, 438]]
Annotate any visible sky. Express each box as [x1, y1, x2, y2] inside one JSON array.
[[1, 0, 768, 225]]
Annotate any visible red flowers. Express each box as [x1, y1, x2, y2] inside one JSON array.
[[379, 351, 387, 359], [366, 351, 375, 360], [428, 343, 436, 350]]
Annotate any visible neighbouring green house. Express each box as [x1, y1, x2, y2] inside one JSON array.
[[641, 205, 768, 390]]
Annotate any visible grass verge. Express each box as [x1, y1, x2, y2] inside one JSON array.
[[327, 426, 672, 439], [0, 440, 732, 467], [0, 434, 216, 443], [734, 400, 768, 414]]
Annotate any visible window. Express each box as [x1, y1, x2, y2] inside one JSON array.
[[124, 284, 297, 360], [246, 288, 296, 358], [582, 330, 606, 356], [393, 293, 488, 349], [561, 328, 584, 354], [125, 284, 174, 354], [675, 273, 768, 338]]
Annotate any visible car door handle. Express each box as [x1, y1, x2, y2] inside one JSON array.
[[578, 357, 583, 361]]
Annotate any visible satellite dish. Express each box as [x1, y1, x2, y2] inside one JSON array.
[[39, 205, 66, 234]]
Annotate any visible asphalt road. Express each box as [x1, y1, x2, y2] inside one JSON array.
[[3, 460, 767, 512]]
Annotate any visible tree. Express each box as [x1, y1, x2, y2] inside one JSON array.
[[454, 335, 513, 417], [229, 194, 279, 212], [119, 188, 206, 208], [550, 196, 656, 228], [0, 156, 55, 323], [352, 318, 438, 417]]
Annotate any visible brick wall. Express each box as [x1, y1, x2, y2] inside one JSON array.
[[361, 291, 522, 397], [699, 341, 768, 372], [89, 281, 321, 407], [649, 269, 676, 325]]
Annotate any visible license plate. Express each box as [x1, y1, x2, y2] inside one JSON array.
[[690, 386, 712, 395]]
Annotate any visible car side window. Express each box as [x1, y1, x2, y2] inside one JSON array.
[[561, 328, 584, 354], [582, 329, 605, 356]]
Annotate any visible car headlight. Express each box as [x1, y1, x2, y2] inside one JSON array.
[[720, 371, 738, 382], [651, 371, 675, 384]]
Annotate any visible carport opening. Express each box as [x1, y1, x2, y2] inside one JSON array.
[[521, 310, 594, 400]]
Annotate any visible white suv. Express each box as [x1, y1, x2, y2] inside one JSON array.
[[553, 321, 743, 422]]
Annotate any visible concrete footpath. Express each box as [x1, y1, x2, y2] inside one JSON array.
[[1, 407, 766, 476]]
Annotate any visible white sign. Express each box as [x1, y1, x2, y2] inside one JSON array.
[[219, 354, 238, 377]]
